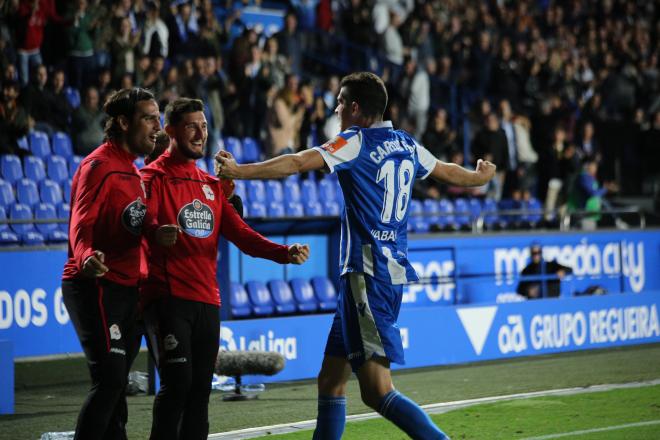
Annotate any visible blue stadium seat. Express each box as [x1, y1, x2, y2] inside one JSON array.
[[29, 131, 51, 158], [521, 197, 543, 228], [39, 179, 63, 205], [437, 199, 457, 231], [409, 199, 429, 233], [498, 198, 521, 228], [311, 277, 337, 311], [35, 203, 67, 242], [289, 278, 318, 313], [323, 201, 340, 216], [52, 132, 73, 158], [453, 198, 471, 230], [318, 178, 337, 204], [69, 155, 83, 177], [422, 199, 440, 229], [267, 201, 285, 218], [267, 280, 297, 315], [468, 198, 482, 222], [63, 179, 72, 203], [64, 87, 81, 109], [57, 202, 70, 233], [285, 173, 300, 183], [247, 201, 266, 218], [242, 137, 261, 163], [224, 137, 243, 163], [46, 155, 69, 183], [229, 282, 252, 318], [196, 159, 208, 173], [10, 203, 44, 245], [482, 198, 505, 230], [0, 179, 14, 208], [301, 179, 318, 204], [1, 154, 23, 184], [304, 201, 323, 216], [247, 180, 266, 203], [283, 180, 301, 203], [134, 157, 145, 170], [206, 156, 216, 175], [285, 201, 304, 217], [265, 180, 283, 203], [233, 180, 247, 202], [16, 179, 40, 207], [24, 156, 46, 182], [0, 206, 20, 246], [16, 136, 29, 152], [245, 281, 274, 316]]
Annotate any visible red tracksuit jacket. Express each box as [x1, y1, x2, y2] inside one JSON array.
[[62, 141, 147, 286], [140, 150, 290, 306]]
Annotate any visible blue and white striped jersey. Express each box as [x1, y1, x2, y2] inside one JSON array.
[[313, 121, 437, 285]]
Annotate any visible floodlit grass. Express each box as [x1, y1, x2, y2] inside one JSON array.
[[268, 386, 660, 439], [1, 343, 660, 439]]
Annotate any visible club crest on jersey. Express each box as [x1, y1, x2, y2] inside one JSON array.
[[321, 136, 347, 153], [202, 184, 215, 201], [121, 197, 146, 235], [178, 199, 214, 238]]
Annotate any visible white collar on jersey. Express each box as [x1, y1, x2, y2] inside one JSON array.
[[369, 120, 393, 129]]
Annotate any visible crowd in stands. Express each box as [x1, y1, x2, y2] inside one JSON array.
[[0, 0, 659, 231]]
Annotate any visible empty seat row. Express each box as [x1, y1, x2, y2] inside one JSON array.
[[408, 197, 544, 233], [234, 178, 343, 219], [229, 277, 337, 318], [0, 202, 68, 246], [0, 178, 71, 208], [2, 154, 80, 184], [17, 131, 74, 159], [223, 137, 263, 164]]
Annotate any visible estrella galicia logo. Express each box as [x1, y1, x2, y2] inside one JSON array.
[[121, 197, 146, 235], [178, 199, 214, 238]]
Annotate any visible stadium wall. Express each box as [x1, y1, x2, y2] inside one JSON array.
[[0, 230, 659, 368]]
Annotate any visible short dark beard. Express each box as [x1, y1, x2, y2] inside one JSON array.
[[178, 141, 205, 159]]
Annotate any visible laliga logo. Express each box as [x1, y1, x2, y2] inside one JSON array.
[[220, 326, 298, 360]]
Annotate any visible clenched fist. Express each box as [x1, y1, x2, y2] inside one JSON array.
[[288, 243, 310, 265]]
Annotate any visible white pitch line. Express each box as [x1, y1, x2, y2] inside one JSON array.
[[207, 379, 660, 439], [519, 420, 660, 440]]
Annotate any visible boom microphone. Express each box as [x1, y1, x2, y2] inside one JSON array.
[[215, 350, 285, 401], [215, 350, 285, 377]]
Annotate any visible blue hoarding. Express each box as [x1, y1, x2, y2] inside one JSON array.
[[1, 230, 659, 364]]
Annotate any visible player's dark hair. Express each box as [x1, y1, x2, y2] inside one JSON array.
[[164, 97, 204, 127], [339, 72, 388, 119], [103, 87, 155, 140]]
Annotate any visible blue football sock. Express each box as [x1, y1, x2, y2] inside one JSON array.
[[378, 390, 449, 440], [312, 395, 346, 440]]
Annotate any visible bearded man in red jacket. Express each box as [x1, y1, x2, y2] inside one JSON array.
[[140, 97, 310, 440]]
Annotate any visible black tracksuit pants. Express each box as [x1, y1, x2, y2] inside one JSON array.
[[145, 296, 220, 440], [62, 278, 141, 440]]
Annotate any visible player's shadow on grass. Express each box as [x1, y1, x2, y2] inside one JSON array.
[[1, 410, 73, 420]]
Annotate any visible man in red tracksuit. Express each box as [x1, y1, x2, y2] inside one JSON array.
[[140, 97, 310, 440], [62, 87, 172, 440]]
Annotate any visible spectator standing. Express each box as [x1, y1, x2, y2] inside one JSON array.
[[0, 80, 31, 156], [13, 0, 67, 86], [66, 0, 96, 90], [71, 86, 104, 155]]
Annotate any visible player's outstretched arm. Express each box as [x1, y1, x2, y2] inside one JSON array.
[[215, 148, 325, 180], [429, 158, 496, 187]]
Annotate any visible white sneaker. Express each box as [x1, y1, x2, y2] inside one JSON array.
[[615, 219, 629, 229]]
